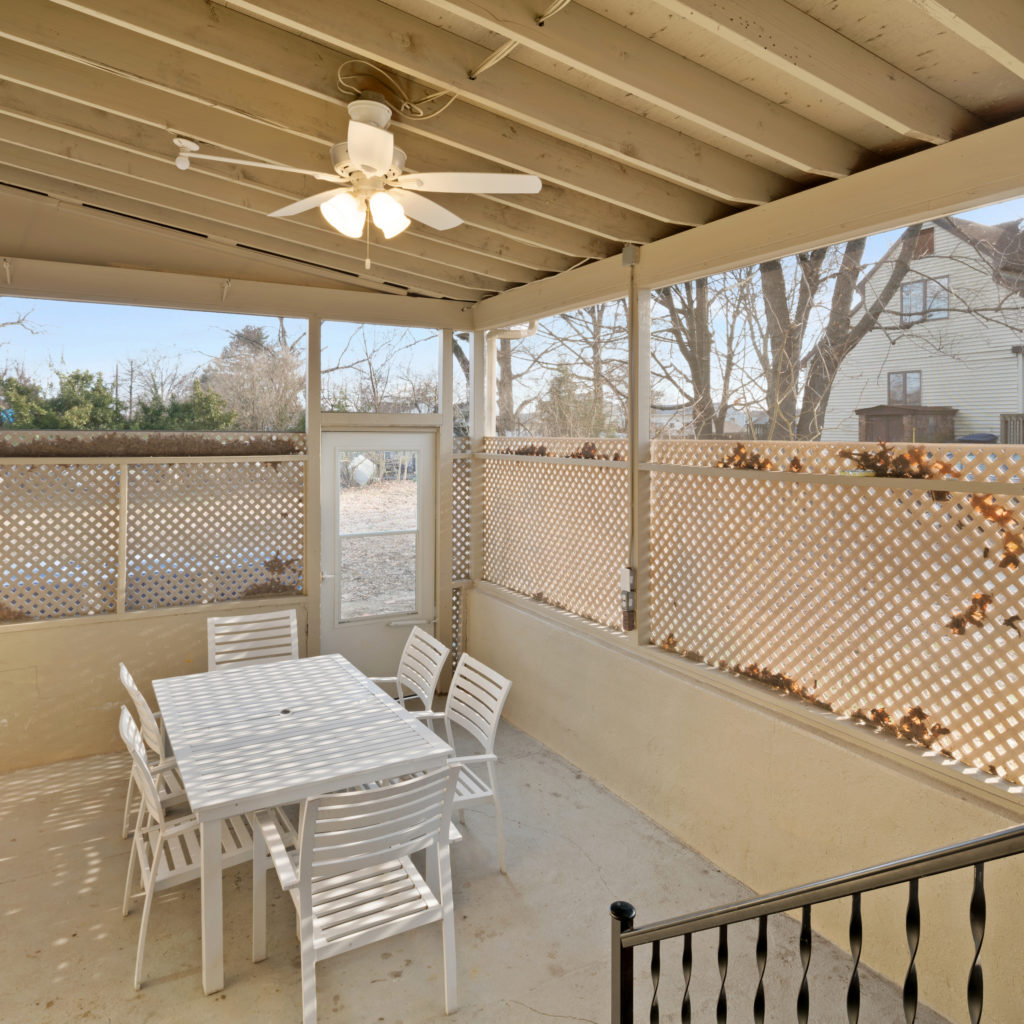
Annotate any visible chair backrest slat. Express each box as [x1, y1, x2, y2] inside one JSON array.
[[118, 706, 165, 824], [395, 627, 449, 708], [207, 609, 299, 669], [445, 654, 512, 754], [299, 768, 458, 880], [119, 663, 163, 759]]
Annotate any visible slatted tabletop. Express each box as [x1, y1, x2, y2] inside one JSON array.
[[154, 654, 453, 821]]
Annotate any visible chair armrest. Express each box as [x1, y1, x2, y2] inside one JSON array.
[[150, 758, 178, 775], [412, 709, 445, 722], [367, 675, 397, 685], [254, 809, 299, 890], [449, 753, 497, 767]]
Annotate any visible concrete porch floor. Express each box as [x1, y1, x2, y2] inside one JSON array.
[[1, 725, 951, 1024]]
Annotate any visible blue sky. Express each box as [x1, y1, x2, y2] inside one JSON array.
[[2, 194, 1023, 390]]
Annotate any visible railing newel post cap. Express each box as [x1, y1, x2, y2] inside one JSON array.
[[610, 901, 636, 924]]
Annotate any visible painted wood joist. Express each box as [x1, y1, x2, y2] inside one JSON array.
[[216, 0, 796, 206], [649, 0, 984, 145], [0, 82, 568, 284], [0, 185, 391, 296], [0, 15, 614, 270], [0, 135, 500, 302], [474, 117, 1024, 327], [908, 0, 1024, 80], [35, 0, 723, 229], [0, 77, 590, 278], [417, 0, 865, 179]]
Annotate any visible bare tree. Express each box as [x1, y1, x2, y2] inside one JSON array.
[[203, 319, 306, 430]]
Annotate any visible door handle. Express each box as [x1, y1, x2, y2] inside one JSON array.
[[387, 617, 436, 627]]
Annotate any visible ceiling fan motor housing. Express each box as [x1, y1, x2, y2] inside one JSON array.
[[330, 142, 406, 179]]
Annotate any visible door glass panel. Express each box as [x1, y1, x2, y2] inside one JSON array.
[[334, 448, 419, 621]]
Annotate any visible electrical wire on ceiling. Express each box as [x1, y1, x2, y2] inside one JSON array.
[[336, 0, 574, 108]]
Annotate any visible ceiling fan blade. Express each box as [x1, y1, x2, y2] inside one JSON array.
[[269, 187, 353, 218], [347, 121, 395, 176], [396, 172, 542, 194], [390, 190, 463, 231], [178, 151, 343, 182]]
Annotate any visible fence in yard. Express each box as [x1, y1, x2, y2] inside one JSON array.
[[0, 443, 305, 621], [479, 436, 1024, 788]]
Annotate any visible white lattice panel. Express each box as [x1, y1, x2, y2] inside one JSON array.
[[452, 439, 472, 581], [0, 464, 119, 620], [650, 462, 1024, 785], [126, 461, 305, 609], [652, 439, 1024, 483], [482, 440, 629, 629]]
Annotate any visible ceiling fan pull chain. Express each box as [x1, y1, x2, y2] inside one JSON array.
[[365, 218, 372, 270]]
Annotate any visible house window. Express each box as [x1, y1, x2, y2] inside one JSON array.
[[914, 226, 935, 258], [901, 277, 948, 326], [889, 370, 922, 405]]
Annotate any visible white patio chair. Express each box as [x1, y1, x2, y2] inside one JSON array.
[[369, 625, 450, 715], [119, 662, 188, 838], [119, 706, 295, 990], [252, 766, 461, 1024], [207, 608, 299, 669], [426, 653, 513, 873]]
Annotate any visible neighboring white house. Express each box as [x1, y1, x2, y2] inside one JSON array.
[[821, 218, 1024, 443]]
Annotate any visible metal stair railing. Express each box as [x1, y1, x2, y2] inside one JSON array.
[[611, 821, 1024, 1023]]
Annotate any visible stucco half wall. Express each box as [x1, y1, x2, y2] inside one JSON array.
[[464, 583, 1024, 1022], [0, 600, 308, 771]]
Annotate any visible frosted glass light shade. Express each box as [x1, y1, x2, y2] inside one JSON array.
[[369, 192, 411, 239], [320, 192, 366, 238]]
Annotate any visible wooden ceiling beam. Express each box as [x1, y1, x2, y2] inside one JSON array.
[[34, 0, 727, 226], [418, 0, 863, 178], [650, 0, 984, 144], [910, 0, 1024, 79], [0, 137, 499, 301], [0, 86, 564, 284], [0, 42, 608, 269], [216, 0, 794, 205]]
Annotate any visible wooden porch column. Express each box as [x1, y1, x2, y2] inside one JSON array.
[[626, 251, 652, 644], [305, 318, 322, 655]]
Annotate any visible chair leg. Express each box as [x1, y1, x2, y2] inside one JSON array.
[[252, 820, 267, 963], [121, 772, 137, 839], [489, 767, 506, 874], [122, 820, 143, 916], [438, 844, 457, 1014], [133, 839, 163, 990], [299, 916, 317, 1024]]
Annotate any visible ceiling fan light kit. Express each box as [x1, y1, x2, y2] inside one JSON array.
[[171, 91, 542, 261]]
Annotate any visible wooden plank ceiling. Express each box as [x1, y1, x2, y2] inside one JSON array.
[[1, 0, 1023, 307]]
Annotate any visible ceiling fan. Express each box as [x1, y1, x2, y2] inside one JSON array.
[[172, 93, 541, 250]]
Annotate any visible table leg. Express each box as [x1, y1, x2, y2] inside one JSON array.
[[200, 818, 224, 994]]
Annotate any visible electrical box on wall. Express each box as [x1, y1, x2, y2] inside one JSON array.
[[620, 566, 636, 631]]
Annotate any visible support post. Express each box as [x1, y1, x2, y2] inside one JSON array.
[[611, 900, 636, 1024], [436, 329, 455, 678], [625, 249, 651, 643], [305, 318, 322, 655]]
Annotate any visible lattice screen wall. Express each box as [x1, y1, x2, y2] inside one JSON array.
[[650, 440, 1024, 785], [481, 437, 629, 630], [0, 456, 305, 621], [451, 438, 472, 663], [0, 463, 120, 620], [127, 461, 304, 609]]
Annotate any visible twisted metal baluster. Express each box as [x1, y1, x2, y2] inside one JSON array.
[[649, 939, 660, 1024], [680, 933, 692, 1023], [847, 892, 862, 1024], [797, 905, 811, 1024], [754, 915, 768, 1024], [904, 878, 920, 1023], [717, 924, 729, 1024], [968, 863, 985, 1024]]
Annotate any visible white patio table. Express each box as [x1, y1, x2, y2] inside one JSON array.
[[152, 652, 453, 995]]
